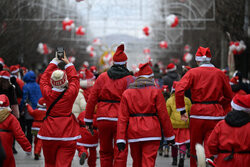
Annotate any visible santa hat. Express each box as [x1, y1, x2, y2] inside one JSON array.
[[10, 65, 20, 74], [135, 62, 154, 78], [229, 76, 239, 85], [182, 65, 191, 71], [37, 97, 46, 108], [195, 47, 212, 62], [113, 44, 128, 65], [231, 94, 250, 112], [50, 70, 68, 89], [162, 85, 169, 93], [0, 94, 11, 111], [166, 63, 177, 72], [90, 66, 97, 73], [0, 71, 10, 80], [79, 69, 95, 80]]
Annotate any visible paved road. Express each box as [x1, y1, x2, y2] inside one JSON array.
[[14, 143, 190, 167]]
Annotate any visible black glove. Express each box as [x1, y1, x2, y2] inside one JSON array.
[[117, 143, 125, 152], [167, 139, 175, 145], [85, 122, 94, 136], [180, 110, 186, 115], [79, 152, 87, 165]]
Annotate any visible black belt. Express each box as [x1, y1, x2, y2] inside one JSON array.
[[193, 101, 218, 104], [48, 113, 72, 118], [80, 125, 97, 130], [98, 100, 120, 103], [0, 129, 11, 132], [219, 149, 250, 161], [130, 113, 157, 117], [34, 120, 43, 122]]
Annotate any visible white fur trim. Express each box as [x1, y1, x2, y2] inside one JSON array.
[[113, 61, 127, 65], [190, 115, 225, 120], [11, 69, 19, 74], [77, 142, 98, 147], [0, 106, 11, 111], [231, 100, 250, 112], [50, 59, 59, 65], [31, 127, 40, 131], [65, 63, 74, 69], [176, 107, 185, 112], [37, 108, 46, 111], [196, 144, 206, 167], [0, 76, 10, 80], [165, 135, 175, 141], [0, 101, 3, 105], [96, 117, 118, 121], [37, 134, 81, 141], [84, 118, 93, 123], [167, 66, 176, 72], [200, 63, 215, 67], [52, 87, 66, 92], [138, 74, 154, 78], [128, 137, 161, 143], [116, 139, 126, 144], [175, 140, 190, 145], [195, 56, 211, 62]]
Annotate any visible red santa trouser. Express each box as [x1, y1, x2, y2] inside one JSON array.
[[86, 147, 97, 167], [42, 140, 76, 167], [189, 118, 220, 167], [130, 140, 160, 167], [97, 120, 128, 167], [34, 135, 42, 155]]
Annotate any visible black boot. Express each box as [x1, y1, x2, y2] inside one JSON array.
[[34, 154, 39, 160], [79, 153, 87, 165], [178, 154, 185, 167], [172, 157, 177, 166]]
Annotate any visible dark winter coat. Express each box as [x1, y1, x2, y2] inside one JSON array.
[[162, 71, 180, 92]]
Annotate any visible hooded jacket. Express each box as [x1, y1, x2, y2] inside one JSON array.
[[162, 71, 180, 92]]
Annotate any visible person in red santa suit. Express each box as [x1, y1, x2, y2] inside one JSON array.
[[116, 62, 175, 167], [0, 94, 31, 167], [207, 94, 250, 167], [37, 51, 81, 167], [85, 43, 135, 167], [79, 68, 95, 102], [26, 97, 47, 160], [77, 110, 98, 167], [175, 47, 234, 167]]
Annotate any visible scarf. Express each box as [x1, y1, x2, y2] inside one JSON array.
[[0, 108, 10, 123], [129, 77, 155, 89]]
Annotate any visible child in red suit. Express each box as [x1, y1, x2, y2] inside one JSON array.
[[0, 94, 31, 167], [26, 97, 47, 160], [77, 110, 98, 167]]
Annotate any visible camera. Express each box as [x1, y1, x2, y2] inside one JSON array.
[[56, 47, 64, 60]]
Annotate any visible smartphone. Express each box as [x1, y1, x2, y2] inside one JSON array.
[[56, 47, 64, 60]]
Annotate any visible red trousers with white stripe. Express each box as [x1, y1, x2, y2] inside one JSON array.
[[130, 140, 160, 167], [34, 135, 42, 155], [189, 118, 220, 167], [42, 140, 76, 167], [97, 120, 128, 167]]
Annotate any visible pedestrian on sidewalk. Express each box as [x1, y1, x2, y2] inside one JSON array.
[[84, 44, 134, 167], [26, 97, 47, 160], [175, 47, 234, 167], [116, 62, 175, 167], [207, 94, 250, 166], [167, 82, 191, 167], [37, 50, 81, 167], [0, 94, 31, 167]]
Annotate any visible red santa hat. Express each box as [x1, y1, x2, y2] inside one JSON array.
[[90, 66, 97, 73], [10, 65, 20, 74], [0, 94, 11, 111], [50, 70, 68, 89], [162, 85, 169, 93], [37, 97, 46, 108], [79, 69, 95, 80], [166, 63, 177, 72], [231, 94, 250, 112], [182, 65, 191, 71], [195, 47, 212, 62], [113, 44, 128, 65], [135, 62, 154, 78], [229, 76, 239, 85], [0, 71, 10, 80]]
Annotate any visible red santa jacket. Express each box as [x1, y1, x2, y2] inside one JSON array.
[[38, 61, 81, 141], [207, 111, 250, 167], [85, 72, 134, 123], [175, 64, 233, 120], [116, 84, 174, 143], [26, 104, 46, 131], [0, 111, 31, 167]]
